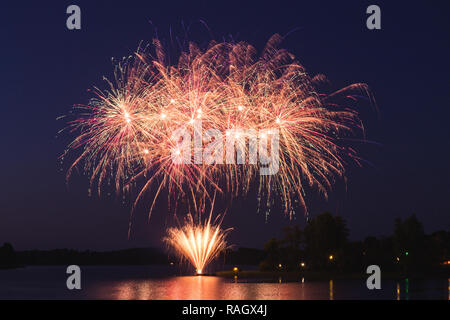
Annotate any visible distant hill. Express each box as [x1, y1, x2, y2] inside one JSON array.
[[2, 246, 264, 267], [15, 247, 170, 266]]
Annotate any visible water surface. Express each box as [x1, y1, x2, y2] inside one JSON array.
[[0, 266, 448, 300]]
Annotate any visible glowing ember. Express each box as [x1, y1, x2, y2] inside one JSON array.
[[164, 214, 231, 275]]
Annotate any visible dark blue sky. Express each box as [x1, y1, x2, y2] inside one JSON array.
[[0, 0, 449, 250]]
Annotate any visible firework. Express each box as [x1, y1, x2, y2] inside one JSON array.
[[164, 213, 231, 274], [62, 34, 372, 218]]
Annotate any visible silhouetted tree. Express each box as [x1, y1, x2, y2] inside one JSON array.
[[394, 214, 427, 272], [0, 242, 17, 268], [279, 225, 303, 270], [361, 236, 396, 272], [259, 238, 280, 271], [429, 230, 450, 265], [304, 212, 349, 270]]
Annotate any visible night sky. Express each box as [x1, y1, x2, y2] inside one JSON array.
[[1, 1, 449, 251]]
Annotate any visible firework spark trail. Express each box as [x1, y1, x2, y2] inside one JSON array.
[[62, 34, 372, 219], [164, 213, 231, 274]]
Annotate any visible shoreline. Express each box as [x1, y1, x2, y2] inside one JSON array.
[[2, 265, 448, 283], [214, 270, 450, 282]]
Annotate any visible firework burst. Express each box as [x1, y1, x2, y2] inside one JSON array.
[[62, 34, 372, 219]]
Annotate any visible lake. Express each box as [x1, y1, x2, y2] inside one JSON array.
[[0, 266, 448, 300]]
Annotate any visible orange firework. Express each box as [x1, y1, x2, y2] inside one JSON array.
[[164, 213, 231, 275], [62, 34, 372, 219]]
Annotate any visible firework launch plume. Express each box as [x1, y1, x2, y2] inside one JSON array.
[[164, 213, 231, 274]]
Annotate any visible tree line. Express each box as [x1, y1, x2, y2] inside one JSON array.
[[257, 212, 449, 274], [1, 212, 449, 275]]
